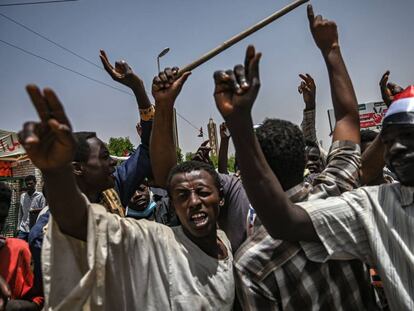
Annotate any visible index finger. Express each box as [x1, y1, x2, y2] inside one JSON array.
[[307, 4, 315, 25], [26, 84, 50, 123], [248, 51, 261, 85], [244, 45, 256, 77]]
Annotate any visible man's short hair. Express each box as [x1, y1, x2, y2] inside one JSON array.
[[360, 129, 378, 144], [0, 181, 12, 207], [256, 118, 306, 191], [73, 132, 97, 163], [167, 161, 222, 197], [24, 175, 36, 183]]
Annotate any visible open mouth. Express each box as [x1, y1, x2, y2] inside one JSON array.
[[190, 212, 208, 228]]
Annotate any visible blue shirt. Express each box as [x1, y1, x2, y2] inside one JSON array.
[[114, 119, 152, 208]]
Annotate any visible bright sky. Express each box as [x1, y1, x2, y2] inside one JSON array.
[[1, 0, 413, 154]]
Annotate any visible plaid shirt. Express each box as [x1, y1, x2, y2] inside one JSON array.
[[235, 141, 378, 310]]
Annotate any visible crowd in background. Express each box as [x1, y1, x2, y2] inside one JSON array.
[[0, 4, 413, 311]]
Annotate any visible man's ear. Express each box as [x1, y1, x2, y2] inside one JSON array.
[[72, 161, 84, 176]]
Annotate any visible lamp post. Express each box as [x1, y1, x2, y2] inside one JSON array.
[[157, 47, 170, 73]]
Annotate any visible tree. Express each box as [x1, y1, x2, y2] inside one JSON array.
[[176, 147, 184, 164], [228, 155, 236, 172], [107, 137, 135, 157], [185, 152, 195, 162]]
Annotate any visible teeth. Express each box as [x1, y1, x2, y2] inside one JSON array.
[[191, 212, 206, 220]]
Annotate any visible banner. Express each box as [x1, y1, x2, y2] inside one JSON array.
[[328, 101, 388, 133], [0, 130, 25, 158]]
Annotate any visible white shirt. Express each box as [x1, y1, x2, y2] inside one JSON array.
[[42, 202, 234, 311], [19, 191, 46, 232], [299, 183, 414, 311]]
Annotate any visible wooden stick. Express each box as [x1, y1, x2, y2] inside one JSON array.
[[178, 0, 309, 75]]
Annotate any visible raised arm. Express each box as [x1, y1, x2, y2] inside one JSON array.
[[299, 73, 318, 142], [361, 71, 403, 185], [213, 45, 318, 241], [307, 5, 360, 144], [100, 50, 153, 205], [18, 85, 87, 241], [218, 123, 230, 174], [150, 68, 191, 187], [99, 50, 151, 110]]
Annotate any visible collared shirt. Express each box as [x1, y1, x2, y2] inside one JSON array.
[[300, 183, 414, 311], [19, 191, 46, 233], [235, 141, 377, 310]]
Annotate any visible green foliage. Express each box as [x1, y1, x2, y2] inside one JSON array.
[[227, 155, 236, 172], [176, 148, 184, 164], [107, 137, 135, 157], [185, 152, 195, 162], [210, 154, 218, 168]]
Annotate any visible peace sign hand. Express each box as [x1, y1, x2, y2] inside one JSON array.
[[18, 85, 76, 171]]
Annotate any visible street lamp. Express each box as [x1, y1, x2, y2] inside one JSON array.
[[157, 47, 170, 73]]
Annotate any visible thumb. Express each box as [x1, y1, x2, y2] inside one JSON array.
[[174, 71, 192, 91]]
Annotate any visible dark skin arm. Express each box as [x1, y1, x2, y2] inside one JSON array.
[[99, 50, 151, 110], [361, 72, 403, 185], [214, 45, 318, 241], [298, 73, 316, 111], [218, 123, 230, 174], [299, 73, 318, 142], [307, 5, 360, 144], [18, 85, 87, 241], [150, 68, 191, 187]]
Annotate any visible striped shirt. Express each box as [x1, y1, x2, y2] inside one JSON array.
[[301, 108, 328, 167], [235, 141, 377, 310], [300, 183, 414, 311]]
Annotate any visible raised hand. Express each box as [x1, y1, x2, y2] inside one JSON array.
[[151, 67, 191, 105], [298, 73, 316, 110], [192, 140, 213, 165], [307, 5, 339, 54], [18, 85, 76, 171], [219, 122, 230, 139], [99, 50, 142, 89], [379, 70, 403, 107], [213, 45, 261, 119]]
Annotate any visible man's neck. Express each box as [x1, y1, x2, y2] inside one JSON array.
[[76, 180, 100, 203], [183, 227, 227, 260], [27, 190, 35, 196]]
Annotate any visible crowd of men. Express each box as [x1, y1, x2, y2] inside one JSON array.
[[0, 4, 413, 310]]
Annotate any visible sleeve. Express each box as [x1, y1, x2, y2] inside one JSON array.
[[114, 120, 152, 207], [235, 269, 280, 311], [301, 109, 317, 142], [42, 199, 167, 310], [37, 194, 46, 210], [18, 194, 24, 224], [299, 188, 373, 265], [218, 174, 250, 252], [311, 141, 362, 198], [15, 244, 44, 306]]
